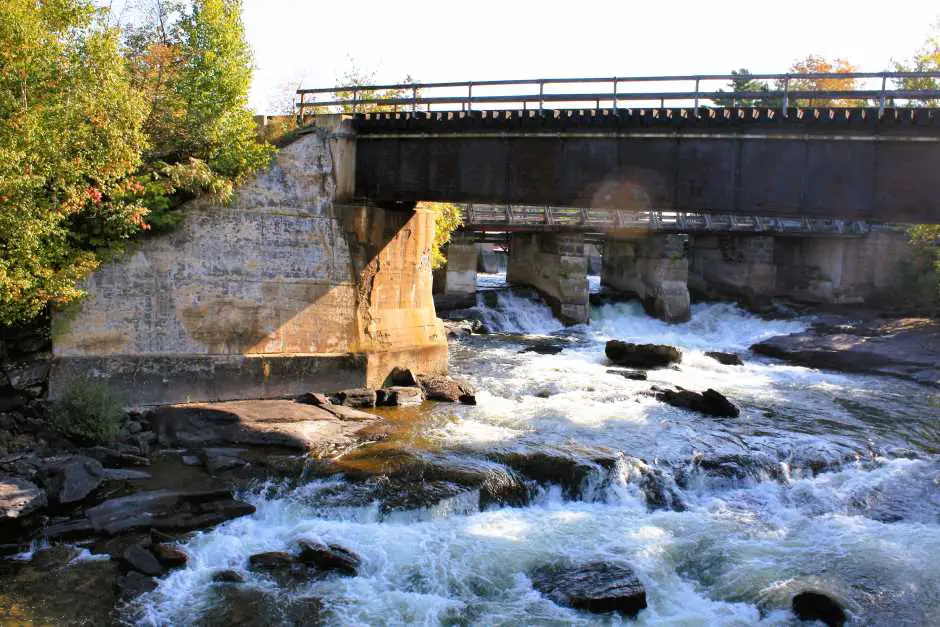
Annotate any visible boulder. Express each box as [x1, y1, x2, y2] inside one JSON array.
[[116, 571, 158, 599], [376, 386, 425, 407], [606, 369, 648, 381], [520, 344, 564, 355], [150, 543, 188, 568], [248, 551, 312, 585], [202, 448, 248, 474], [149, 400, 387, 454], [91, 532, 151, 559], [31, 545, 81, 569], [334, 388, 377, 409], [0, 476, 46, 518], [122, 544, 164, 577], [531, 562, 647, 617], [297, 540, 360, 575], [38, 456, 106, 504], [605, 341, 681, 369], [212, 569, 247, 584], [650, 386, 739, 418], [248, 551, 296, 571], [705, 351, 743, 366], [792, 591, 847, 627], [417, 375, 476, 405]]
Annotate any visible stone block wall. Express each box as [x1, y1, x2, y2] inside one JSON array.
[[507, 232, 589, 324], [602, 235, 691, 322], [50, 119, 447, 405], [689, 235, 776, 303], [432, 232, 478, 310]]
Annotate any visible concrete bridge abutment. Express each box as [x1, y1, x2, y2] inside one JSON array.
[[689, 235, 777, 305], [432, 232, 478, 310], [602, 235, 692, 323], [506, 232, 590, 325]]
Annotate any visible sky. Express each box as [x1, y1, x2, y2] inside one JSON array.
[[158, 1, 940, 112]]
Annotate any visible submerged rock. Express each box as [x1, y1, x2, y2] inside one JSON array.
[[150, 543, 188, 568], [417, 375, 476, 405], [705, 351, 744, 366], [116, 571, 158, 600], [792, 591, 847, 626], [606, 369, 648, 381], [0, 476, 45, 518], [212, 569, 247, 584], [531, 562, 647, 617], [606, 341, 682, 369], [297, 539, 361, 575], [376, 386, 425, 407], [520, 343, 565, 355], [650, 386, 740, 418], [122, 544, 164, 577]]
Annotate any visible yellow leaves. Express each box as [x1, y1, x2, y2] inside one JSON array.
[[419, 201, 464, 269]]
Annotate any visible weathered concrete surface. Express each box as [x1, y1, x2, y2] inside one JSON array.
[[602, 235, 691, 323], [50, 118, 447, 404], [689, 235, 776, 303], [433, 232, 478, 311], [506, 232, 589, 324], [774, 232, 910, 304], [751, 317, 940, 386]]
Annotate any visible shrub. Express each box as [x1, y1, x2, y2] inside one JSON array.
[[54, 380, 124, 444]]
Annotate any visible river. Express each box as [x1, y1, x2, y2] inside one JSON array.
[[131, 274, 940, 626]]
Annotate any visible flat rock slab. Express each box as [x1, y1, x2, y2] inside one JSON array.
[[752, 318, 940, 387], [0, 476, 46, 519], [150, 400, 387, 454], [531, 561, 647, 617]]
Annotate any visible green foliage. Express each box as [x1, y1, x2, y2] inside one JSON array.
[[712, 69, 774, 107], [421, 202, 464, 269], [893, 19, 940, 106], [0, 0, 148, 325], [0, 0, 274, 324], [54, 379, 124, 444], [334, 63, 419, 114], [903, 225, 940, 314]]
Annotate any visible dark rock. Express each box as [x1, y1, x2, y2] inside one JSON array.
[[116, 571, 158, 599], [376, 386, 424, 407], [203, 448, 248, 474], [417, 375, 476, 405], [335, 388, 377, 409], [297, 539, 360, 575], [488, 449, 611, 501], [86, 447, 150, 468], [91, 533, 151, 559], [650, 386, 740, 418], [5, 353, 51, 391], [83, 488, 256, 536], [149, 399, 386, 453], [606, 341, 682, 368], [531, 562, 647, 617], [442, 319, 476, 339], [98, 468, 152, 482], [150, 543, 188, 568], [0, 476, 46, 518], [123, 544, 164, 576], [31, 545, 81, 569], [606, 369, 648, 381], [181, 455, 202, 466], [792, 591, 847, 626], [296, 392, 333, 407], [212, 569, 246, 583], [248, 551, 295, 571], [520, 344, 564, 355], [39, 455, 105, 504], [705, 351, 744, 366]]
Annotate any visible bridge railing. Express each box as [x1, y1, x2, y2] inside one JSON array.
[[297, 72, 940, 117]]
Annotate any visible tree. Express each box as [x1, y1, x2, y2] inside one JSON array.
[[0, 0, 148, 324], [711, 69, 772, 107], [779, 55, 863, 107], [893, 19, 940, 106], [420, 202, 464, 269], [333, 62, 419, 114]]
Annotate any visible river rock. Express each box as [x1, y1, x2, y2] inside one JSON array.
[[212, 569, 247, 583], [122, 544, 164, 576], [334, 388, 377, 408], [249, 551, 296, 571], [0, 476, 46, 518], [149, 400, 387, 454], [116, 571, 158, 599], [150, 543, 188, 568], [297, 539, 361, 575], [530, 561, 647, 617], [520, 343, 564, 355], [31, 545, 82, 569], [606, 341, 682, 368], [376, 386, 424, 407], [202, 448, 248, 474], [751, 317, 940, 386], [38, 455, 105, 504], [417, 375, 476, 405], [705, 351, 744, 366], [792, 591, 847, 626], [607, 369, 648, 381], [650, 386, 740, 418]]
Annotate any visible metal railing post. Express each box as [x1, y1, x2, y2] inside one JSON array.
[[879, 74, 887, 116], [412, 86, 418, 112], [613, 78, 618, 110], [694, 78, 700, 113], [467, 82, 473, 112], [782, 76, 790, 115], [297, 92, 305, 124], [539, 80, 544, 112]]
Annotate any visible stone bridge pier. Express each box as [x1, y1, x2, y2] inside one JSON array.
[[601, 235, 692, 323], [432, 232, 478, 310], [506, 232, 590, 325], [689, 235, 777, 304]]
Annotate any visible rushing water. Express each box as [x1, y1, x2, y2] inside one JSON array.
[[132, 275, 940, 626]]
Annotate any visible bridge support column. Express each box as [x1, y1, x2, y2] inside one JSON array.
[[506, 232, 589, 325], [689, 235, 776, 304], [602, 235, 691, 323], [773, 232, 910, 304], [432, 232, 478, 310]]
